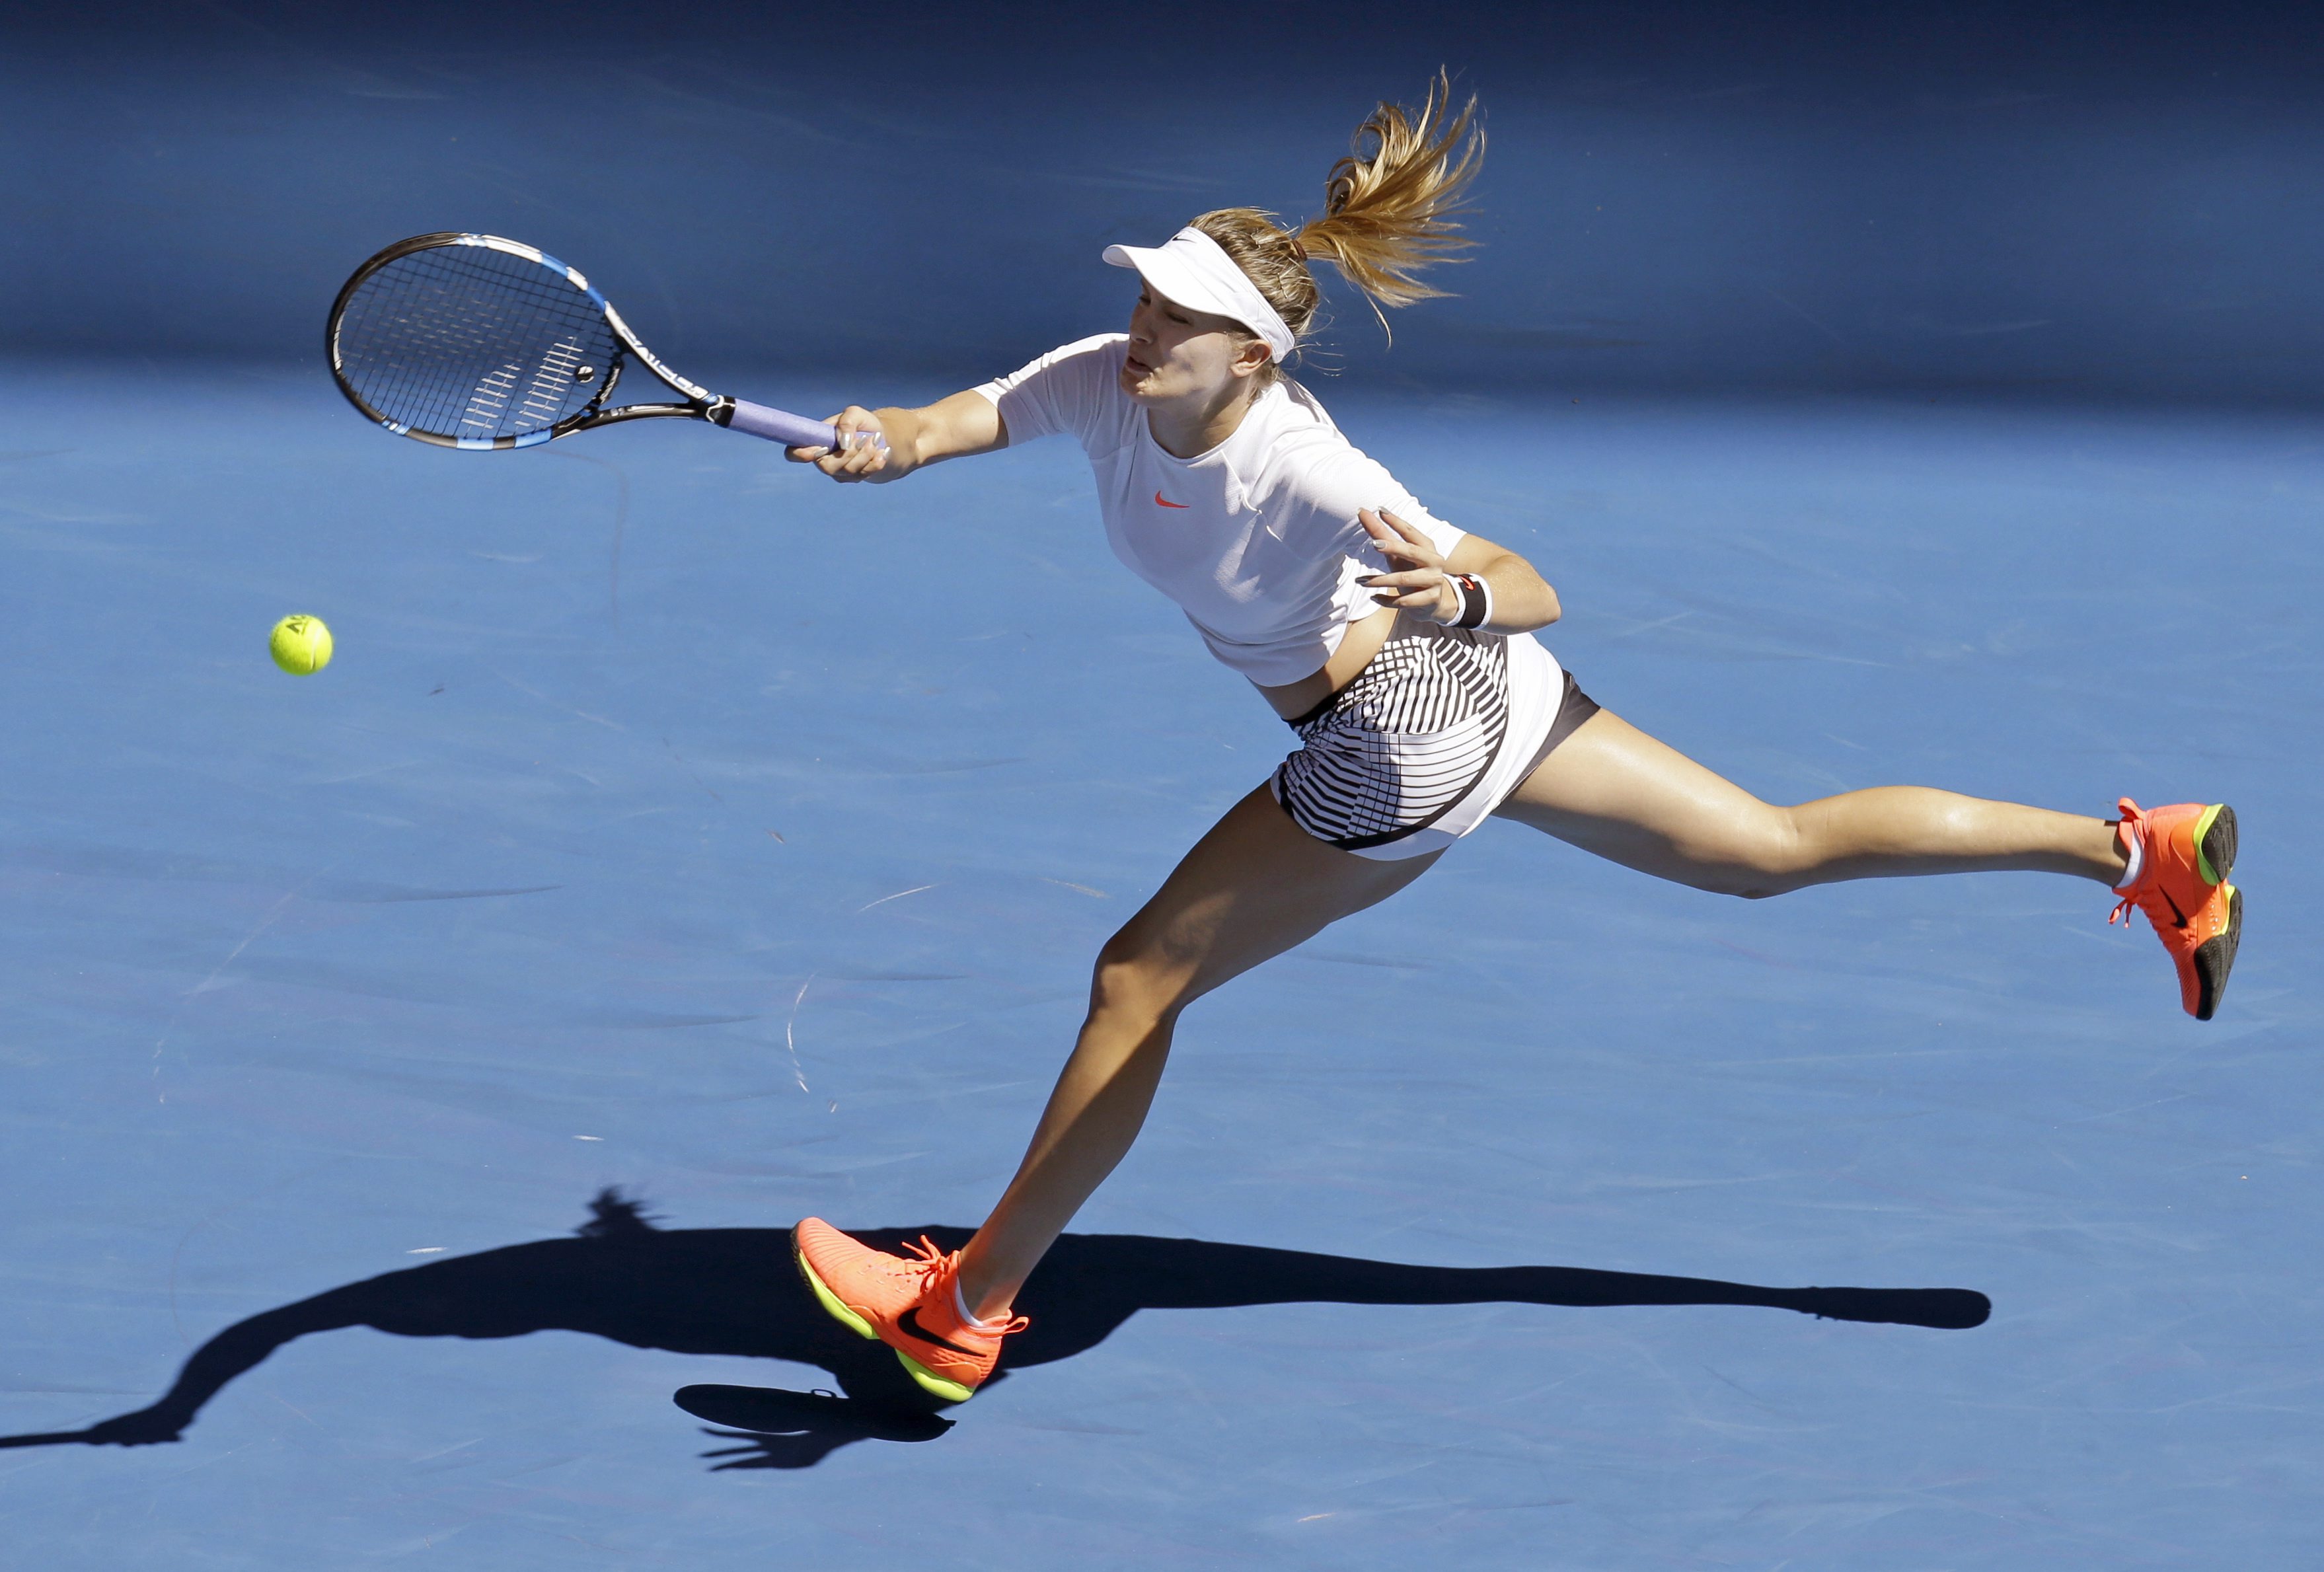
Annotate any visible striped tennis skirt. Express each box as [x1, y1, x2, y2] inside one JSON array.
[[1269, 621, 1596, 861]]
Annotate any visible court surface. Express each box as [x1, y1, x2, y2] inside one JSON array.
[[1, 363, 2317, 1568]]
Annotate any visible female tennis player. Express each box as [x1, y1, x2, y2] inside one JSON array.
[[783, 77, 2243, 1403]]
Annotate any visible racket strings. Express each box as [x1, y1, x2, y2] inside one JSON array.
[[334, 246, 619, 441]]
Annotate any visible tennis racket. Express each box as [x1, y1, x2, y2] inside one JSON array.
[[326, 232, 874, 453]]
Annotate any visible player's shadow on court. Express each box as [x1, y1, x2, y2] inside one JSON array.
[[0, 1189, 1988, 1471]]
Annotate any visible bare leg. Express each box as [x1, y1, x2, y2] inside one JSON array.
[[956, 786, 1437, 1320], [1495, 708, 2124, 896]]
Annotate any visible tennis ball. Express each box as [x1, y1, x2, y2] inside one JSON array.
[[269, 614, 334, 675]]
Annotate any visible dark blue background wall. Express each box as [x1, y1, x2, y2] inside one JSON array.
[[7, 0, 2321, 400]]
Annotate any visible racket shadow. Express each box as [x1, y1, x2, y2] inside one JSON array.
[[0, 1189, 1988, 1470]]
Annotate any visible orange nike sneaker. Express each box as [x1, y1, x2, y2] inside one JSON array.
[[792, 1218, 1026, 1403], [2109, 798, 2241, 1020]]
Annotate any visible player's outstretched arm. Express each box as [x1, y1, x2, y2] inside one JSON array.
[[784, 390, 1005, 484]]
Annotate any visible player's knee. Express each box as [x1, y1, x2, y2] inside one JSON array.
[[1087, 930, 1189, 1030], [1686, 807, 1809, 899], [1692, 868, 1795, 900], [1726, 827, 1809, 898]]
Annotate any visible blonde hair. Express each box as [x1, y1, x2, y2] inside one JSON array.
[[1192, 70, 1482, 376]]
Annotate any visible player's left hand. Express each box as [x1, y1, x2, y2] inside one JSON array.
[[1357, 507, 1459, 622]]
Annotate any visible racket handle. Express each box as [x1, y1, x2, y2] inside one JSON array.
[[720, 398, 886, 452]]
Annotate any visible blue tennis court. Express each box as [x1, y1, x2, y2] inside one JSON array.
[[4, 6, 2319, 1566]]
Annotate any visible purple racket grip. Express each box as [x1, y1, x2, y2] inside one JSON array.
[[722, 398, 886, 452]]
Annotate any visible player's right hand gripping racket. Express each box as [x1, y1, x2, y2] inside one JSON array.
[[327, 232, 875, 453]]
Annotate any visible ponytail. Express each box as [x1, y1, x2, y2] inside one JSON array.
[[1190, 71, 1483, 369], [1298, 69, 1483, 326]]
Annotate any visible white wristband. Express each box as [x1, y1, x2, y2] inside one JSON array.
[[1449, 573, 1493, 630]]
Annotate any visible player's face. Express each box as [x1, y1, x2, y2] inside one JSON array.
[[1120, 287, 1256, 404]]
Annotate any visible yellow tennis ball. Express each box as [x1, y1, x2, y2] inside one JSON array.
[[269, 614, 334, 675]]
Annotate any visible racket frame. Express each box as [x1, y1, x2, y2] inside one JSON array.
[[326, 232, 761, 451]]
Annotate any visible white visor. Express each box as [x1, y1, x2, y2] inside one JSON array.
[[1102, 227, 1297, 364]]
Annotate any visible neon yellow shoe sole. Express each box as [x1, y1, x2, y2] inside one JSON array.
[[2193, 803, 2237, 888], [895, 1355, 976, 1404], [795, 1250, 877, 1340]]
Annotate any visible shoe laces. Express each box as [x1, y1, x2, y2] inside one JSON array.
[[897, 1235, 954, 1288], [899, 1236, 1029, 1335]]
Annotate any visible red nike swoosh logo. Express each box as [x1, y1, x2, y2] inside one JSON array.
[[1154, 491, 1189, 509]]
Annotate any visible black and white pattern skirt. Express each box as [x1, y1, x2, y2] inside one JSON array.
[[1270, 621, 1594, 860]]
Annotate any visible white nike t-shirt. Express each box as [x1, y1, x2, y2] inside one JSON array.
[[973, 334, 1466, 687]]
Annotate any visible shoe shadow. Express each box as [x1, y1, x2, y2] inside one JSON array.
[[0, 1189, 1988, 1470], [678, 1384, 957, 1470]]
